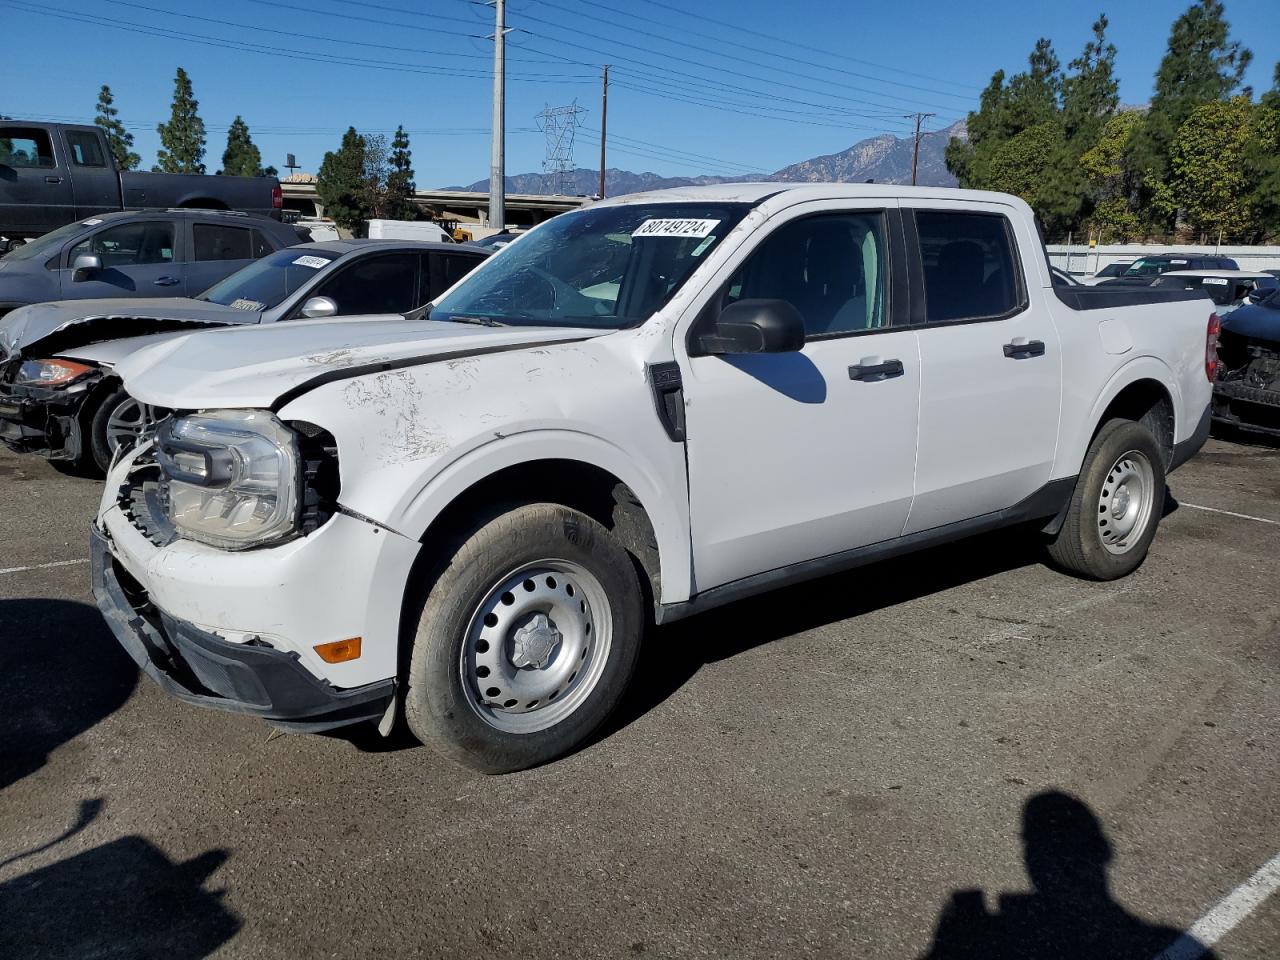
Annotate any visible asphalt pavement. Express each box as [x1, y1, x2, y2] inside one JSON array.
[[1, 437, 1277, 959]]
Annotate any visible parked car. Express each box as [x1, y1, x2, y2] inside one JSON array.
[[1212, 292, 1280, 439], [1082, 258, 1141, 285], [0, 209, 310, 319], [467, 230, 518, 251], [1, 120, 282, 251], [91, 184, 1215, 773], [0, 239, 488, 472], [1100, 253, 1240, 286], [1050, 266, 1081, 286], [1150, 270, 1279, 316]]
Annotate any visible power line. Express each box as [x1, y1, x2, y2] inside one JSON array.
[[529, 0, 974, 107], [98, 0, 573, 67], [629, 0, 983, 92], [0, 2, 597, 83], [327, 0, 927, 124]]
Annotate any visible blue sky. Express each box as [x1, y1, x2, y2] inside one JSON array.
[[2, 0, 1277, 187]]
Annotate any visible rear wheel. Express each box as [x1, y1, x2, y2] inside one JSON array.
[[404, 502, 643, 773], [1046, 419, 1166, 580]]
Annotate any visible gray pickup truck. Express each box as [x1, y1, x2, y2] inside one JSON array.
[[1, 120, 282, 250]]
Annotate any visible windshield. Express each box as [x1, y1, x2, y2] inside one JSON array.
[[197, 248, 338, 309], [2, 220, 88, 263], [432, 202, 750, 329]]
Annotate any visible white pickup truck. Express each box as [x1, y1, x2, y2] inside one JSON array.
[[91, 185, 1216, 773]]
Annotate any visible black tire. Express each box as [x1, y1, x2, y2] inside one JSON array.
[[85, 384, 136, 476], [1046, 418, 1166, 580], [404, 502, 644, 774]]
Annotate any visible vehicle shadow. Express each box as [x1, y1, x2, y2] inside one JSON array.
[[607, 526, 1044, 741], [0, 800, 239, 958], [0, 598, 138, 790], [916, 790, 1211, 959]]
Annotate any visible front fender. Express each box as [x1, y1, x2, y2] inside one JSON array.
[[386, 429, 693, 605]]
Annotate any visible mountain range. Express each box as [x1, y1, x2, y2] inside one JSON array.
[[448, 121, 964, 197]]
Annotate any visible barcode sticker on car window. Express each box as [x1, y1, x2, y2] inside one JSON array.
[[632, 218, 720, 239], [82, 219, 103, 226], [1170, 259, 1187, 264], [1202, 277, 1229, 285], [230, 298, 266, 310], [293, 255, 329, 269]]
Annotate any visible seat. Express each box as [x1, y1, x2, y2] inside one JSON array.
[[794, 222, 865, 336]]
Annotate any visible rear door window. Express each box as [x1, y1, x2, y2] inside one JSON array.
[[193, 223, 254, 261], [66, 131, 108, 167], [311, 253, 419, 315], [250, 230, 273, 258], [69, 222, 175, 266], [0, 128, 56, 168], [914, 211, 1023, 323]]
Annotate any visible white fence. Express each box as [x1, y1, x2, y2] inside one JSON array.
[[1047, 244, 1280, 276]]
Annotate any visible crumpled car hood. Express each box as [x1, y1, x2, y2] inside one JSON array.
[[1222, 300, 1280, 344], [0, 297, 247, 359], [115, 316, 608, 409]]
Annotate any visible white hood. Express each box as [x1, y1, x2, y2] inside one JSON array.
[[115, 316, 606, 409]]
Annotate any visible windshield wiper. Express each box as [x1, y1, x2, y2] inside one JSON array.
[[442, 315, 509, 327]]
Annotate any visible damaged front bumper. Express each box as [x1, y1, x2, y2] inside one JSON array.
[[0, 378, 98, 460], [90, 445, 422, 732], [92, 526, 395, 731]]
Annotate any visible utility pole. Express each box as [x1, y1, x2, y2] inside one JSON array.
[[488, 0, 506, 231], [598, 64, 609, 199], [904, 112, 935, 186]]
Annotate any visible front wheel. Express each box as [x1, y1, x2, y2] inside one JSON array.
[[404, 502, 644, 773], [86, 385, 153, 475], [1045, 418, 1166, 580]]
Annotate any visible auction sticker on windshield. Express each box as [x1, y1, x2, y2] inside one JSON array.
[[230, 298, 266, 310], [632, 219, 720, 239], [293, 255, 330, 269]]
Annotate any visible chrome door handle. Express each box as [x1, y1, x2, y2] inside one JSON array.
[[44, 176, 63, 184], [153, 276, 180, 286]]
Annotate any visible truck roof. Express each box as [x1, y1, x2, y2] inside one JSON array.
[[591, 182, 1032, 207]]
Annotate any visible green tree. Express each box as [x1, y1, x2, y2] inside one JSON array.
[[1169, 96, 1257, 240], [1246, 64, 1280, 239], [219, 116, 265, 177], [93, 84, 140, 170], [317, 126, 368, 233], [1081, 112, 1144, 241], [1128, 0, 1251, 224], [1061, 15, 1119, 150], [154, 67, 206, 174], [384, 124, 418, 220]]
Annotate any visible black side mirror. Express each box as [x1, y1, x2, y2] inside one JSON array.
[[698, 299, 806, 355]]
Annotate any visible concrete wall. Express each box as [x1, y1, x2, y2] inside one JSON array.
[[1048, 244, 1280, 276]]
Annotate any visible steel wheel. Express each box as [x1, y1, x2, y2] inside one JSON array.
[[104, 396, 156, 456], [1097, 449, 1155, 555], [460, 559, 613, 734]]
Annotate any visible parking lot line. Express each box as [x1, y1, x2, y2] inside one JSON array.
[[1153, 852, 1280, 960], [1179, 503, 1279, 526], [0, 558, 89, 577]]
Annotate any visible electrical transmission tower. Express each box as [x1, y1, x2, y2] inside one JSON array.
[[536, 101, 586, 195]]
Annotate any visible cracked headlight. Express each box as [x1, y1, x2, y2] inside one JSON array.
[[156, 410, 300, 550]]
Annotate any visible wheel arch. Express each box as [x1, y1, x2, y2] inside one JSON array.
[[1080, 360, 1180, 471], [389, 431, 690, 610]]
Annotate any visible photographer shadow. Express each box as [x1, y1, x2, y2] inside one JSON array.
[[919, 791, 1212, 960]]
